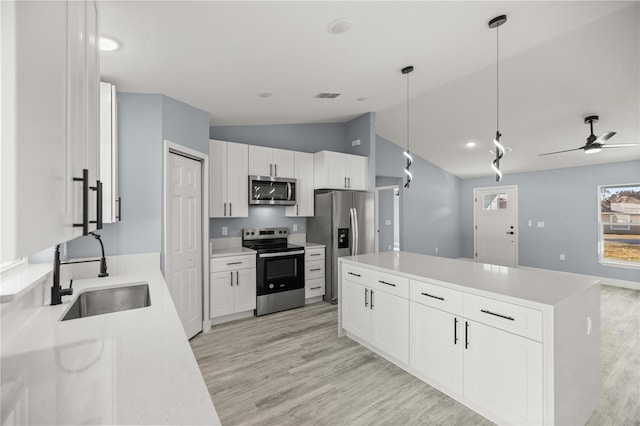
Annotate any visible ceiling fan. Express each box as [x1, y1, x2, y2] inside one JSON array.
[[539, 115, 637, 156]]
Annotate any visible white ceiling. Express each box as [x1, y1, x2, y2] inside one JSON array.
[[99, 1, 640, 178]]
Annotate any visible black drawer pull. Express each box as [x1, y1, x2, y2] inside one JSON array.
[[421, 292, 444, 301], [379, 280, 396, 287], [227, 261, 242, 265], [465, 321, 469, 349], [481, 309, 515, 321], [310, 253, 321, 256], [310, 286, 322, 290], [348, 272, 361, 277], [310, 268, 322, 272]]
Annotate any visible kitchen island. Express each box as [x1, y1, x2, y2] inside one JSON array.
[[1, 264, 220, 425], [339, 251, 601, 426]]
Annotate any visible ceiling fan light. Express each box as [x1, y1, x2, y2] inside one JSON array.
[[585, 147, 601, 154]]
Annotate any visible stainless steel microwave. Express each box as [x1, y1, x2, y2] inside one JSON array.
[[249, 175, 297, 206]]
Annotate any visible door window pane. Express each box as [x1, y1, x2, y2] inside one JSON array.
[[483, 193, 508, 210]]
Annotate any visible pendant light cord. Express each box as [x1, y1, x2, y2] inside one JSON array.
[[406, 71, 410, 153], [496, 23, 500, 133]]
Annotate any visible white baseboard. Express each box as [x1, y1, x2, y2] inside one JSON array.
[[211, 310, 254, 325]]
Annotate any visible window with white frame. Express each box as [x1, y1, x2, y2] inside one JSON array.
[[598, 184, 640, 266]]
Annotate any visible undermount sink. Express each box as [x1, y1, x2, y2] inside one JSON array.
[[61, 283, 151, 321]]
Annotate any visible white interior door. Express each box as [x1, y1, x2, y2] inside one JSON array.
[[474, 186, 518, 267], [167, 152, 203, 339]]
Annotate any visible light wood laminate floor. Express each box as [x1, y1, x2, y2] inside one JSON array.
[[191, 285, 639, 425]]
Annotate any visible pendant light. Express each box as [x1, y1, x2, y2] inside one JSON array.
[[489, 15, 507, 182], [402, 65, 414, 188]]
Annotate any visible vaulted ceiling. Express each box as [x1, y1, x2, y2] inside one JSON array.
[[99, 1, 639, 178]]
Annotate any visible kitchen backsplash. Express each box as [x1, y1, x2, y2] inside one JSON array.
[[209, 206, 306, 238]]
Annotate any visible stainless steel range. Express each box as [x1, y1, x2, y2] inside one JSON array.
[[242, 227, 305, 316]]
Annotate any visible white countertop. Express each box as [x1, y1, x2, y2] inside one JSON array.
[[300, 242, 326, 248], [0, 270, 220, 425], [210, 246, 256, 258], [341, 251, 599, 306]]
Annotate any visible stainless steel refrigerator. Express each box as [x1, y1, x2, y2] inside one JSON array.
[[307, 190, 375, 304]]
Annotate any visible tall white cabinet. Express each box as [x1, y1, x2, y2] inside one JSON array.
[[209, 139, 249, 218], [1, 0, 99, 261]]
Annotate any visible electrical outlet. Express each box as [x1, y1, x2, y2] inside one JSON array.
[[292, 224, 298, 232], [351, 139, 361, 146], [221, 226, 228, 236], [384, 219, 391, 225], [537, 221, 545, 228], [435, 247, 439, 254], [587, 316, 592, 335], [528, 220, 532, 227], [560, 254, 565, 261]]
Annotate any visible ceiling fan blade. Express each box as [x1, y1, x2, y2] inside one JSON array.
[[538, 147, 584, 156], [602, 143, 638, 148], [594, 131, 616, 144]]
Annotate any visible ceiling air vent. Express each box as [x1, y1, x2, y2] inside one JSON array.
[[315, 93, 341, 99]]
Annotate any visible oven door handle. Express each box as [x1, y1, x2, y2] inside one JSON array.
[[258, 250, 305, 258]]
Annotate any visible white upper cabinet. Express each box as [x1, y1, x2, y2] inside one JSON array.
[[286, 152, 314, 217], [1, 0, 99, 261], [314, 151, 368, 191], [99, 82, 119, 224], [248, 145, 294, 178], [209, 140, 249, 218]]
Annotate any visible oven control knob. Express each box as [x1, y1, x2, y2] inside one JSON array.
[[251, 231, 255, 235], [269, 283, 275, 289]]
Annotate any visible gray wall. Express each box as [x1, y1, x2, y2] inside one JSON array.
[[66, 93, 210, 258], [346, 113, 376, 191], [460, 160, 640, 282], [210, 123, 346, 153], [376, 135, 462, 258]]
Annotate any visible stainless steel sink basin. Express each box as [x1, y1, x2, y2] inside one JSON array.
[[61, 283, 151, 321]]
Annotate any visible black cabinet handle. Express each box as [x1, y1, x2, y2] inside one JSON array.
[[230, 271, 233, 287], [227, 261, 242, 265], [348, 272, 361, 277], [224, 202, 227, 216], [370, 290, 374, 309], [454, 317, 458, 345], [115, 196, 122, 221], [311, 286, 322, 290], [465, 321, 469, 349], [379, 280, 396, 287], [73, 169, 89, 235], [89, 180, 103, 230], [310, 253, 321, 256], [506, 231, 515, 235], [236, 271, 239, 286], [364, 288, 368, 307], [421, 292, 444, 301], [481, 309, 515, 321], [310, 268, 322, 272]]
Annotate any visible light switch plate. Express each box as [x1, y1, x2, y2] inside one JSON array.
[[292, 224, 298, 232], [537, 221, 545, 228], [560, 254, 565, 261], [222, 226, 228, 236], [528, 220, 532, 227]]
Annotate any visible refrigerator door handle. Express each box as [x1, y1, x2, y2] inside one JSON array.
[[353, 207, 359, 255], [349, 208, 356, 256]]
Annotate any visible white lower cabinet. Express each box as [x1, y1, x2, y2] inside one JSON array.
[[342, 266, 546, 425], [342, 278, 409, 364], [463, 320, 543, 425], [409, 302, 463, 394], [210, 254, 256, 318]]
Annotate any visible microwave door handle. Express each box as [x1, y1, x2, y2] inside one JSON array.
[[286, 182, 291, 201]]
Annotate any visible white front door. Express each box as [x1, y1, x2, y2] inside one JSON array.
[[474, 186, 518, 267], [167, 152, 203, 339]]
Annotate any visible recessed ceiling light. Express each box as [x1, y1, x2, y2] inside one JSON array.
[[465, 141, 477, 148], [258, 91, 274, 98], [327, 18, 353, 35], [99, 36, 120, 52]]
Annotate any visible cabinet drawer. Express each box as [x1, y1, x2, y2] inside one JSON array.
[[371, 270, 409, 299], [341, 263, 370, 285], [305, 247, 325, 261], [306, 260, 325, 280], [410, 279, 463, 316], [306, 277, 325, 298], [211, 254, 256, 272], [463, 293, 543, 342]]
